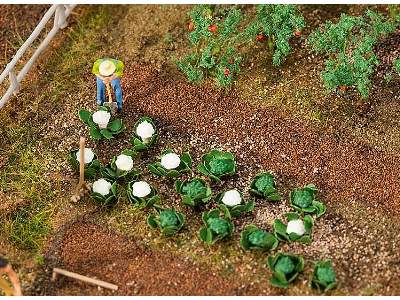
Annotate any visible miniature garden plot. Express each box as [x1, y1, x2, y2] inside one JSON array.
[[68, 108, 344, 294], [2, 4, 400, 297]]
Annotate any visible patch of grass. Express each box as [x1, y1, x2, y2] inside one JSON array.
[[0, 5, 118, 254], [0, 141, 54, 252], [5, 202, 52, 251]]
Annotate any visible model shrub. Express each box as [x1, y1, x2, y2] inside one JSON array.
[[308, 10, 396, 98], [177, 4, 304, 87], [244, 4, 305, 66], [177, 5, 242, 87]]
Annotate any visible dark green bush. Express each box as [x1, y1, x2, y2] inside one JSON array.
[[308, 10, 397, 98], [177, 4, 304, 87], [243, 4, 305, 66], [176, 5, 242, 87], [395, 58, 400, 75]]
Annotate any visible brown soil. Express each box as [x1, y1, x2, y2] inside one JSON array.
[[40, 221, 271, 296], [37, 63, 400, 295], [124, 63, 400, 219], [0, 5, 50, 68]]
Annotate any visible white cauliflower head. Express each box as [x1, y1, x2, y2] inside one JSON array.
[[221, 189, 242, 206], [115, 154, 134, 171], [286, 219, 306, 236], [92, 178, 112, 196], [92, 110, 111, 129], [131, 181, 152, 198], [160, 152, 181, 170], [75, 148, 95, 164], [136, 120, 155, 141]]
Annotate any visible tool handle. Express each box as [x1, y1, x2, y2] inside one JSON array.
[[79, 137, 85, 187], [106, 83, 113, 103]]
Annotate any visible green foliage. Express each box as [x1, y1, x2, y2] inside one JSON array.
[[197, 149, 236, 183], [199, 209, 234, 245], [175, 178, 212, 207], [308, 10, 397, 98], [177, 4, 304, 87], [311, 260, 338, 292], [79, 107, 124, 140], [249, 172, 281, 201], [147, 206, 185, 236], [148, 149, 192, 178], [240, 224, 278, 252], [68, 149, 101, 179], [6, 202, 51, 251], [244, 4, 305, 66], [388, 5, 400, 22], [267, 253, 304, 288], [131, 116, 158, 152], [290, 183, 326, 218], [177, 5, 242, 87], [394, 58, 400, 75], [273, 212, 314, 245]]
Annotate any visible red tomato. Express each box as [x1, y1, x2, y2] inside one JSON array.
[[294, 31, 302, 37], [208, 24, 218, 33], [339, 85, 347, 92], [224, 68, 230, 77], [188, 22, 194, 32], [256, 33, 266, 42]]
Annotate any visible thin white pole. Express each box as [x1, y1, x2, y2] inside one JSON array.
[[0, 5, 58, 84], [0, 4, 77, 108]]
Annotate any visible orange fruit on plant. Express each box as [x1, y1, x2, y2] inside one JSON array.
[[188, 22, 195, 32], [208, 24, 218, 33]]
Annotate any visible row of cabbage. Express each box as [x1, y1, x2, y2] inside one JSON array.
[[72, 107, 337, 292]]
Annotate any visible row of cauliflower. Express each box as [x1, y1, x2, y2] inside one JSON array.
[[71, 110, 337, 292]]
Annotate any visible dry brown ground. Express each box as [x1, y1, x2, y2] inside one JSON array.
[[0, 5, 50, 68]]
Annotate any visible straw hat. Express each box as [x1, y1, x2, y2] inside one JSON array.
[[99, 60, 116, 77]]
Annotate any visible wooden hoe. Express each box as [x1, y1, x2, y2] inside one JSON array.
[[104, 82, 117, 114], [70, 137, 91, 203]]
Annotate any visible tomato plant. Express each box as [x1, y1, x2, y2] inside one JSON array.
[[308, 10, 397, 98], [177, 4, 305, 87]]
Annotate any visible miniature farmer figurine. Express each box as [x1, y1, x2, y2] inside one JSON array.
[[92, 58, 124, 112], [0, 256, 22, 296]]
